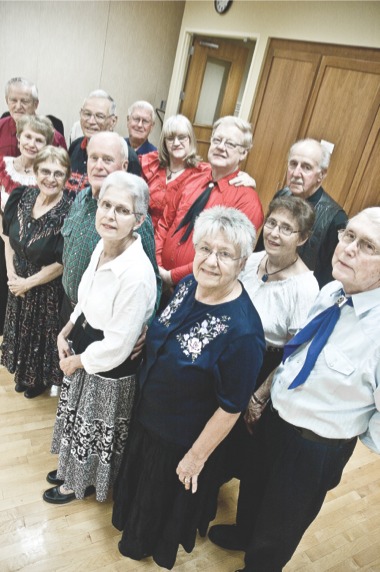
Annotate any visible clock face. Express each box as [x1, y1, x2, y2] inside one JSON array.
[[214, 0, 233, 14]]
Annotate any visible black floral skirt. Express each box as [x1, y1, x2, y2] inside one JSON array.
[[112, 421, 226, 570]]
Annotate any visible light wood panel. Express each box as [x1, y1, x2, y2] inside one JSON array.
[[1, 353, 380, 571]]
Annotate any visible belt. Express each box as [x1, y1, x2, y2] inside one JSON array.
[[266, 346, 283, 353], [270, 406, 355, 447]]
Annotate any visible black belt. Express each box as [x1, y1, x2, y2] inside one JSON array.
[[270, 406, 355, 447]]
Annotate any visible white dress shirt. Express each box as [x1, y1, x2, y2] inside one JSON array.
[[240, 251, 319, 347], [271, 280, 380, 453], [70, 235, 156, 374]]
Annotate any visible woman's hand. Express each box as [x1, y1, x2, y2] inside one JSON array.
[[159, 266, 173, 288], [8, 276, 30, 297], [130, 325, 147, 360], [59, 354, 83, 376], [229, 170, 256, 189], [176, 448, 206, 494], [244, 394, 267, 434], [57, 331, 73, 360]]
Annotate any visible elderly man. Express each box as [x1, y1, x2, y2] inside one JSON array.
[[256, 138, 347, 287], [67, 90, 141, 193], [209, 206, 380, 572], [61, 131, 161, 321], [156, 116, 263, 289], [126, 100, 157, 155], [0, 77, 66, 156]]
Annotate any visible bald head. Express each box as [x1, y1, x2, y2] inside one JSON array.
[[87, 132, 129, 196]]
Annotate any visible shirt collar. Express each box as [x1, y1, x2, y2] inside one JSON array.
[[213, 169, 240, 192], [332, 281, 380, 316], [97, 234, 141, 278]]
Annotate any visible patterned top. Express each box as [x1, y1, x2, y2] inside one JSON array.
[[2, 186, 73, 271], [61, 185, 162, 310], [137, 275, 266, 448], [0, 157, 36, 211]]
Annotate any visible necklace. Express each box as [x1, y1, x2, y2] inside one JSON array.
[[15, 157, 32, 174], [167, 166, 185, 180], [261, 256, 298, 283]]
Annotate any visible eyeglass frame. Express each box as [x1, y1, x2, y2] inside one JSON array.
[[98, 199, 142, 218], [80, 108, 114, 124], [210, 136, 246, 151], [38, 167, 67, 180], [194, 243, 242, 264], [129, 115, 152, 127], [165, 134, 189, 143], [264, 217, 301, 237], [337, 228, 380, 256]]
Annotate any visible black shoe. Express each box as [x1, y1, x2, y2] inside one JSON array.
[[118, 541, 151, 560], [208, 524, 248, 551], [15, 383, 25, 393], [46, 470, 64, 486], [24, 386, 46, 399], [43, 485, 95, 504]]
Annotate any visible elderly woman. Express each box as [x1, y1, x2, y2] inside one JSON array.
[[43, 172, 157, 505], [0, 114, 54, 333], [112, 206, 265, 569], [1, 146, 72, 398], [140, 114, 209, 229]]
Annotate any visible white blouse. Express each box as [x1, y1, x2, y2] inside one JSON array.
[[0, 156, 36, 210], [239, 251, 319, 348], [70, 235, 157, 374]]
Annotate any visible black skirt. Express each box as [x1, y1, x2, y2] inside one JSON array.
[[112, 421, 226, 570]]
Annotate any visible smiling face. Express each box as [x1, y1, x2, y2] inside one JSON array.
[[80, 97, 116, 138], [36, 160, 67, 199], [18, 127, 47, 160], [263, 208, 306, 258], [87, 133, 128, 196], [208, 124, 248, 179], [96, 186, 138, 242], [332, 213, 380, 294], [286, 141, 325, 199], [193, 231, 244, 296], [127, 106, 154, 149], [6, 83, 38, 121]]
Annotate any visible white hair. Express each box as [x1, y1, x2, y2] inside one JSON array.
[[5, 77, 38, 101], [83, 89, 116, 115], [127, 100, 155, 124], [98, 171, 149, 222]]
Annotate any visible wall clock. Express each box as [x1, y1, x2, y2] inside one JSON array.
[[214, 1, 233, 15]]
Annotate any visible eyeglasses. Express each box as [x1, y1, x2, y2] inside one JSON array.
[[80, 109, 113, 124], [194, 244, 241, 264], [210, 137, 245, 151], [38, 168, 66, 180], [337, 229, 380, 256], [264, 218, 300, 237], [8, 97, 34, 106], [165, 134, 189, 143], [129, 115, 152, 127], [98, 199, 140, 218]]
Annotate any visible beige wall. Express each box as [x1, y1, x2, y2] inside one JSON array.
[[166, 1, 380, 118], [0, 1, 185, 145]]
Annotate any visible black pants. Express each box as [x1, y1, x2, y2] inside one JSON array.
[[236, 406, 357, 571]]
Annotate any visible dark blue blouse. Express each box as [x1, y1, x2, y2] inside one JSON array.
[[138, 275, 265, 448]]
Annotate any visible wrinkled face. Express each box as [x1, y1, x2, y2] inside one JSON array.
[[127, 107, 154, 148], [87, 135, 127, 196], [208, 124, 248, 176], [332, 213, 380, 294], [263, 208, 306, 257], [96, 186, 139, 242], [80, 97, 116, 138], [193, 231, 244, 294], [286, 142, 325, 199], [18, 128, 47, 160], [165, 131, 191, 164], [6, 84, 38, 121], [36, 160, 67, 198]]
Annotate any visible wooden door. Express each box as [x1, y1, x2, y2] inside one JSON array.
[[180, 36, 249, 160], [245, 39, 380, 216]]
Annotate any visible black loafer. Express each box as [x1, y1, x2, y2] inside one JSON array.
[[46, 470, 64, 486], [24, 386, 46, 399], [15, 383, 25, 393], [43, 485, 95, 504], [208, 524, 248, 551]]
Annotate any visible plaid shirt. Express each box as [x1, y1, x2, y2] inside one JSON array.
[[62, 186, 162, 313]]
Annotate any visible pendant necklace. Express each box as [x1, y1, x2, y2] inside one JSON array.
[[167, 167, 185, 180], [261, 256, 298, 283]]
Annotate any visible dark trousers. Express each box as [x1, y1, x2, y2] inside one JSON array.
[[236, 406, 357, 572]]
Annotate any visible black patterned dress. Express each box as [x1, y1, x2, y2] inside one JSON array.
[[1, 186, 73, 391]]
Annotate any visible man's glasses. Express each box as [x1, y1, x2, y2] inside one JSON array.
[[129, 115, 152, 127], [80, 109, 113, 124], [338, 229, 380, 256], [210, 137, 245, 151]]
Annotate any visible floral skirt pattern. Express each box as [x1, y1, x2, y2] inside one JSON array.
[[51, 369, 136, 501], [1, 271, 63, 390]]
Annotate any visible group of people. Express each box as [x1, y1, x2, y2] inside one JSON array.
[[0, 75, 379, 572]]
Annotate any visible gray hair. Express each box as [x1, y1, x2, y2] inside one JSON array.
[[5, 77, 39, 101], [349, 207, 380, 229], [16, 114, 54, 145], [127, 100, 156, 124], [83, 89, 116, 115], [212, 116, 253, 150], [193, 206, 256, 259], [159, 114, 201, 168], [88, 131, 129, 162], [98, 171, 149, 222], [289, 138, 331, 171]]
